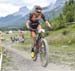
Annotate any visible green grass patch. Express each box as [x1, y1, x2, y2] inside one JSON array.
[[2, 24, 75, 68]]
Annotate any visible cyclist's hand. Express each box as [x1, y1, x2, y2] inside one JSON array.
[[48, 26, 53, 31], [28, 27, 32, 31], [26, 25, 30, 31]]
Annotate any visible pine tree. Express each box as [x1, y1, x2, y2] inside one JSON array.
[[52, 0, 75, 30], [63, 0, 75, 22]]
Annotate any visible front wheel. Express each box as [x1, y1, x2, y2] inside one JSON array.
[[40, 38, 49, 67]]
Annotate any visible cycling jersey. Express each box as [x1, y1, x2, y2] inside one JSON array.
[[29, 12, 46, 29]]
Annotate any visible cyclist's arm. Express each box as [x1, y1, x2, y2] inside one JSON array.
[[42, 14, 52, 28], [45, 21, 52, 28], [26, 20, 30, 29], [26, 13, 33, 29]]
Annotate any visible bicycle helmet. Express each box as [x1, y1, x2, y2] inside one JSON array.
[[35, 5, 42, 13]]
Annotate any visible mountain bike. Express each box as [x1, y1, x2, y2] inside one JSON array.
[[30, 28, 49, 67]]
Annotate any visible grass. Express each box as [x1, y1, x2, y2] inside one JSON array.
[[46, 26, 75, 45], [2, 24, 75, 69], [46, 24, 75, 68]]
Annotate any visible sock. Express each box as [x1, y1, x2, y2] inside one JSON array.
[[32, 48, 34, 52]]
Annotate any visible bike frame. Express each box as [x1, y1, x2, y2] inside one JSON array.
[[35, 29, 45, 49], [33, 29, 49, 67]]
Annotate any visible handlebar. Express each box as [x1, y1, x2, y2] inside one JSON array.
[[28, 27, 53, 32], [28, 28, 45, 33]]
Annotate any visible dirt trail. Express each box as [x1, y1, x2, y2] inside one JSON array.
[[2, 43, 74, 71]]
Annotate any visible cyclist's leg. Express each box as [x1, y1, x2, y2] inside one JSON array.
[[31, 31, 36, 58], [31, 31, 36, 48], [30, 24, 38, 49], [30, 24, 39, 58]]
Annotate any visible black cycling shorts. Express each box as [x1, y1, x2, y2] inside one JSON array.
[[29, 23, 40, 29]]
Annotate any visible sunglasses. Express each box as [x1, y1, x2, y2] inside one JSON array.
[[36, 8, 42, 10]]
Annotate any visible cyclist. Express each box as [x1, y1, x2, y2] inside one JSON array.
[[26, 5, 52, 58], [19, 29, 25, 39]]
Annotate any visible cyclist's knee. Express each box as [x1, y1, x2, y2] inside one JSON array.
[[31, 32, 36, 38]]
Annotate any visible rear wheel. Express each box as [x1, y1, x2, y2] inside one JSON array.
[[40, 39, 49, 67]]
